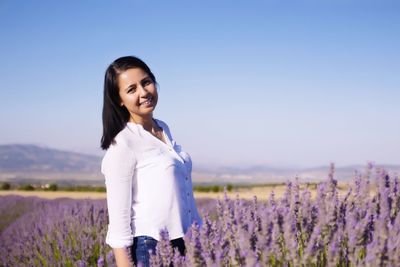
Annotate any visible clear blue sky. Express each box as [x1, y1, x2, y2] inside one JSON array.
[[1, 0, 399, 168]]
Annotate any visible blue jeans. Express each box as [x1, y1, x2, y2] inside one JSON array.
[[131, 236, 186, 267]]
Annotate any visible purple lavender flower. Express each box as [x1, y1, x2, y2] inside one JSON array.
[[1, 164, 400, 266]]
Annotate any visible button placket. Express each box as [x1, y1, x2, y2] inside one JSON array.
[[165, 144, 187, 166], [188, 208, 192, 221]]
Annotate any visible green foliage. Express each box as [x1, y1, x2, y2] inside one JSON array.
[[193, 184, 235, 193], [226, 183, 233, 192], [20, 184, 35, 191], [1, 182, 11, 190], [211, 185, 220, 192], [95, 187, 106, 192], [193, 185, 220, 192], [62, 186, 106, 192], [47, 183, 58, 191], [0, 183, 107, 192]]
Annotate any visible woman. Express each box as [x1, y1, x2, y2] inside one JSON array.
[[100, 56, 202, 267]]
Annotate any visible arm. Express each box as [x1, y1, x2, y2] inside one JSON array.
[[113, 247, 133, 267], [101, 141, 136, 266]]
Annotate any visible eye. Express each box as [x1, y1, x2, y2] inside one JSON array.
[[127, 85, 137, 93], [142, 79, 153, 87]]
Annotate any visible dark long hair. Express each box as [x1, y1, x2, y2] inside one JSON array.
[[101, 56, 156, 150]]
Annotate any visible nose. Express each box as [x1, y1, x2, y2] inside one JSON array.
[[137, 84, 149, 96]]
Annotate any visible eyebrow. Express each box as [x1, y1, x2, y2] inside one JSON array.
[[123, 74, 152, 92], [141, 76, 151, 82]]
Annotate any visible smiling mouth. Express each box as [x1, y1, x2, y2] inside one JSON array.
[[140, 96, 153, 106]]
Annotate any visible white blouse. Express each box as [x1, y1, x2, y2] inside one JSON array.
[[101, 119, 202, 248]]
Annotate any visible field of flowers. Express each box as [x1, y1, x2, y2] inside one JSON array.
[[1, 164, 399, 266]]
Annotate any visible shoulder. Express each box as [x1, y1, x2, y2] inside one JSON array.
[[101, 125, 137, 174], [106, 124, 138, 155], [113, 124, 138, 148], [154, 118, 172, 134]]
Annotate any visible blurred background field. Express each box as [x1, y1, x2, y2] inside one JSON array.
[[0, 180, 371, 200], [1, 144, 398, 197]]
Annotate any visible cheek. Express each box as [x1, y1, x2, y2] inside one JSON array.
[[118, 95, 124, 106], [119, 95, 127, 106], [120, 94, 139, 107], [152, 87, 159, 99]]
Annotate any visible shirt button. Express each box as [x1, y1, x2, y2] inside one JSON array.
[[188, 210, 191, 213], [185, 176, 188, 180], [187, 192, 189, 196]]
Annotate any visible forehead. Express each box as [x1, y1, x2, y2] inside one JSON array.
[[118, 68, 148, 86]]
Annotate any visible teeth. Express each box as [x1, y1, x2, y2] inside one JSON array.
[[141, 97, 152, 105]]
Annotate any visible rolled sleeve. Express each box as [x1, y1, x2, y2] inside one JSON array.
[[101, 141, 136, 248]]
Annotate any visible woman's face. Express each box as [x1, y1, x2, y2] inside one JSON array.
[[118, 68, 158, 122]]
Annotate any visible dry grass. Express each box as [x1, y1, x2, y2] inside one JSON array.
[[0, 190, 106, 199], [194, 182, 352, 200], [0, 182, 354, 200]]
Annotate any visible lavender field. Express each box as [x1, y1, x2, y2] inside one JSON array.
[[1, 164, 399, 266]]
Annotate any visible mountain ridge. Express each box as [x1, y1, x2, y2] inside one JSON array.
[[0, 144, 399, 185], [0, 144, 101, 172]]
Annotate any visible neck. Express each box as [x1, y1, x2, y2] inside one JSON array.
[[129, 114, 155, 131]]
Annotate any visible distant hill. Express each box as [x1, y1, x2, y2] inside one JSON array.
[[0, 144, 101, 172], [0, 144, 399, 186], [191, 163, 400, 185], [0, 144, 103, 185]]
